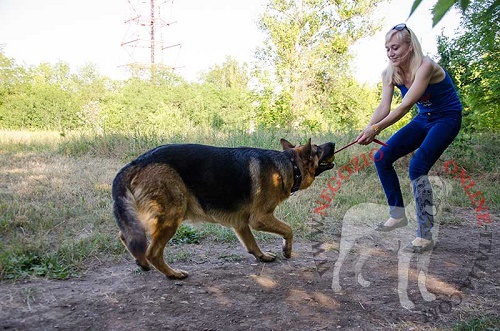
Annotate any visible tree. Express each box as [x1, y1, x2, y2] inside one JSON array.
[[409, 0, 500, 26], [253, 0, 383, 130], [72, 63, 115, 133], [0, 48, 26, 110], [199, 57, 253, 130], [0, 57, 82, 130], [436, 0, 499, 131], [201, 56, 249, 90]]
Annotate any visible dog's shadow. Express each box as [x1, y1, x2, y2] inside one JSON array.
[[331, 176, 450, 310]]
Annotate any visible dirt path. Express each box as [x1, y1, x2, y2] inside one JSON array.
[[1, 223, 498, 331]]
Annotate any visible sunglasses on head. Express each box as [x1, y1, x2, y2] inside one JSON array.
[[392, 23, 410, 32]]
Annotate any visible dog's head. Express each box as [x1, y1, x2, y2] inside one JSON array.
[[280, 138, 335, 190]]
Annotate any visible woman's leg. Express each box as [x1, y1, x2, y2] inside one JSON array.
[[409, 114, 462, 240], [374, 116, 427, 219]]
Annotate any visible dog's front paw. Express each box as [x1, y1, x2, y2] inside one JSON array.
[[167, 268, 189, 279], [258, 252, 277, 262]]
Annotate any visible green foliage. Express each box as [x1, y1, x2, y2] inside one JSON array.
[[0, 59, 102, 132], [170, 224, 203, 245], [437, 0, 500, 132], [445, 131, 500, 173], [409, 0, 499, 26], [0, 48, 27, 103], [0, 249, 73, 280], [1, 1, 498, 135], [0, 52, 255, 134], [1, 1, 388, 135], [252, 0, 383, 131], [452, 316, 500, 331], [315, 77, 381, 132], [0, 231, 125, 280], [0, 50, 380, 134], [432, 0, 463, 26], [201, 56, 249, 90]]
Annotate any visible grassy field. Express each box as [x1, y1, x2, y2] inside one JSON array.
[[0, 129, 498, 281]]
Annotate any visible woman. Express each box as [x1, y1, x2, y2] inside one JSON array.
[[357, 23, 462, 253]]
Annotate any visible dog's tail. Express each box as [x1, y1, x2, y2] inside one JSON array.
[[112, 168, 150, 270]]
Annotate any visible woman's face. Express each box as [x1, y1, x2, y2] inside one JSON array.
[[385, 34, 412, 67]]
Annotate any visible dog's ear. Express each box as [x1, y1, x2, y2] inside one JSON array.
[[280, 138, 295, 150], [292, 138, 313, 158], [304, 138, 312, 158]]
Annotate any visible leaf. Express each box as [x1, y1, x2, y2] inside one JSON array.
[[432, 0, 456, 27], [408, 0, 424, 19], [485, 0, 500, 16], [459, 0, 470, 11]]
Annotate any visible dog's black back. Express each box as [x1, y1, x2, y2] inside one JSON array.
[[116, 144, 291, 212]]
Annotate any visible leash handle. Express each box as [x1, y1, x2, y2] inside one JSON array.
[[334, 140, 358, 154], [373, 138, 388, 147], [334, 138, 388, 154]]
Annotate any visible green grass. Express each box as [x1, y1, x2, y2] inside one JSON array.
[[453, 316, 500, 331], [0, 232, 125, 280], [0, 129, 498, 281], [170, 224, 203, 245]]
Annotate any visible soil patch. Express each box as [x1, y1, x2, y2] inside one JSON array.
[[1, 222, 498, 331]]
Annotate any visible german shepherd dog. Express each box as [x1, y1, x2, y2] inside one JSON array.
[[112, 138, 335, 279]]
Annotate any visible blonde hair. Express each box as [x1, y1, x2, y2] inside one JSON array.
[[382, 26, 424, 86]]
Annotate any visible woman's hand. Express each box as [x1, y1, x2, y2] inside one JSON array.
[[357, 126, 377, 145]]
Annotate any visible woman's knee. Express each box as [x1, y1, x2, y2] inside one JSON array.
[[409, 157, 431, 180], [374, 148, 391, 169]]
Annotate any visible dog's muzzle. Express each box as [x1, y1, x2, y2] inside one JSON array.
[[315, 142, 335, 176]]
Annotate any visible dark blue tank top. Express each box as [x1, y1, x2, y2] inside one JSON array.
[[397, 70, 462, 113]]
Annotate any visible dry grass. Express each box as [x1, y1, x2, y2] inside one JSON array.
[[0, 130, 61, 144], [0, 147, 125, 279]]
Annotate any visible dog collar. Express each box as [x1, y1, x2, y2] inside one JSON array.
[[289, 155, 302, 193]]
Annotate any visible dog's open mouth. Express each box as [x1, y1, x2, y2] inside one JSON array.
[[316, 142, 335, 176]]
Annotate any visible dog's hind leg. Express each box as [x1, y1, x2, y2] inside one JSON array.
[[146, 217, 189, 279], [233, 224, 277, 262]]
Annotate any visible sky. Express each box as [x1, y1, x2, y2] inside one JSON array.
[[0, 0, 461, 84]]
